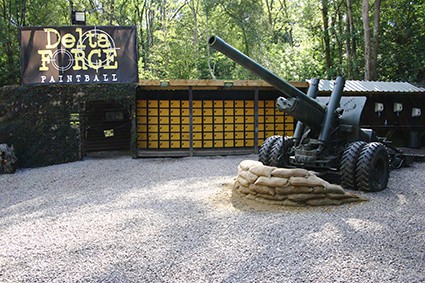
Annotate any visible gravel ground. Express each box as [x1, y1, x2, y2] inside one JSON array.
[[0, 153, 424, 282]]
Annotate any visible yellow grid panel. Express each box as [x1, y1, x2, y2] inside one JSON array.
[[137, 98, 295, 150]]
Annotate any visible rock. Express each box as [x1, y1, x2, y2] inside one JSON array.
[[0, 144, 18, 174]]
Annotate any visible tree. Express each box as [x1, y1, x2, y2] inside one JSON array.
[[0, 0, 26, 85], [0, 0, 69, 86], [362, 0, 381, 81], [378, 0, 425, 82], [344, 0, 360, 79], [321, 0, 332, 78], [0, 0, 424, 86]]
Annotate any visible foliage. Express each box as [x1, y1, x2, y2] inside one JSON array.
[[379, 0, 425, 82], [0, 0, 424, 87], [0, 84, 136, 167]]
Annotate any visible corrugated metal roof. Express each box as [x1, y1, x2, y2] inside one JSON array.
[[317, 80, 425, 93]]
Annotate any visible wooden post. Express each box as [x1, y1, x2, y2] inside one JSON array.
[[189, 86, 194, 157]]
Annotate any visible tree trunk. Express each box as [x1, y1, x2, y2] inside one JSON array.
[[362, 0, 372, 80], [371, 0, 381, 80], [321, 0, 332, 79], [363, 0, 380, 80], [204, 8, 216, 79], [282, 0, 293, 46], [146, 1, 155, 73], [337, 8, 344, 72], [161, 0, 169, 74], [345, 0, 355, 78], [2, 0, 18, 84], [207, 44, 217, 80], [265, 0, 292, 45], [265, 0, 273, 27], [189, 0, 199, 78], [20, 0, 26, 26], [109, 0, 115, 25]]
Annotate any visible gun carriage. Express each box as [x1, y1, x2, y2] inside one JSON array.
[[209, 35, 408, 192]]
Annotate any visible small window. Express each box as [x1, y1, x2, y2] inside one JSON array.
[[104, 111, 125, 122]]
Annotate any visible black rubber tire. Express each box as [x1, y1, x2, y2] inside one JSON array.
[[356, 142, 390, 192], [269, 136, 294, 167], [258, 135, 281, 166], [339, 141, 367, 190]]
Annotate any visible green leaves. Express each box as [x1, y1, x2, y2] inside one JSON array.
[[0, 0, 424, 86]]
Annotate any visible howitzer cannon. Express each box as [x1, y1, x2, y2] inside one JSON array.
[[209, 35, 399, 192]]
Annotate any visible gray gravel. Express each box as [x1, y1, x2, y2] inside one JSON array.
[[0, 153, 424, 282]]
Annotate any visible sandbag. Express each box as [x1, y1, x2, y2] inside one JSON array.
[[289, 175, 327, 187], [287, 193, 326, 202], [249, 165, 275, 177], [234, 159, 367, 207], [250, 184, 275, 196], [245, 194, 256, 200], [275, 186, 313, 195], [237, 185, 251, 195], [256, 193, 286, 201], [239, 160, 263, 171], [281, 199, 305, 207], [306, 175, 329, 186], [271, 168, 309, 178], [312, 186, 326, 194], [324, 183, 345, 194], [237, 176, 250, 187], [238, 169, 259, 183], [233, 180, 240, 190], [254, 176, 288, 188]]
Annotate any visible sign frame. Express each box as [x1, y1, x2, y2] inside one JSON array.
[[19, 26, 138, 85]]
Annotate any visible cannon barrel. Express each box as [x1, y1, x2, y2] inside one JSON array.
[[208, 35, 326, 129]]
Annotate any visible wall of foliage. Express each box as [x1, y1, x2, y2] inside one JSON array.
[[0, 84, 136, 168]]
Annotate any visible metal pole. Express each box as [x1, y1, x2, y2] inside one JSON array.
[[70, 1, 73, 25]]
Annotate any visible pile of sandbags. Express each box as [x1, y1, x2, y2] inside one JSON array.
[[234, 160, 367, 206]]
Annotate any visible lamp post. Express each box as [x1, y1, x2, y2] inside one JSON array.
[[70, 1, 86, 25]]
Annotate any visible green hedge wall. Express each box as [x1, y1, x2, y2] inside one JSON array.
[[0, 84, 136, 168]]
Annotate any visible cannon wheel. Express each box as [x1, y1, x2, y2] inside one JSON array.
[[356, 142, 389, 192], [258, 135, 281, 166], [269, 136, 293, 167], [340, 141, 367, 190]]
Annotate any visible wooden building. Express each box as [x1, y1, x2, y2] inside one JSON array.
[[83, 79, 425, 157], [135, 80, 305, 157], [2, 79, 423, 168]]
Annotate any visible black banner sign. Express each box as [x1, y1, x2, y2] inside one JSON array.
[[19, 26, 138, 85]]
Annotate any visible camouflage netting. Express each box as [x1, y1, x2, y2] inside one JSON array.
[[234, 160, 367, 206], [0, 84, 136, 168], [0, 144, 17, 173]]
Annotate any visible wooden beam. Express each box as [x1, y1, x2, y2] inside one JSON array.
[[138, 79, 309, 90]]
